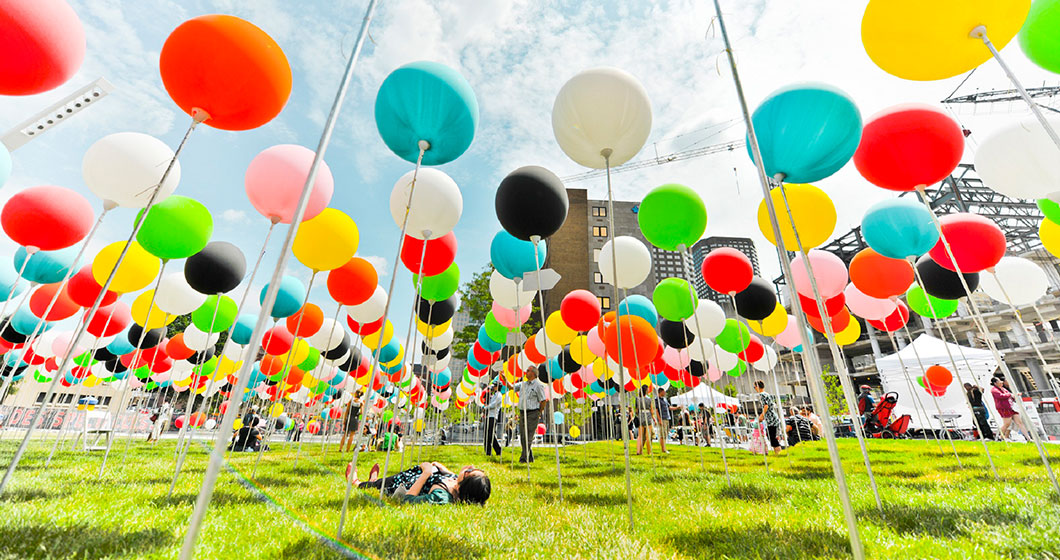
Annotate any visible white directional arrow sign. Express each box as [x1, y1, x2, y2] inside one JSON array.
[[522, 268, 561, 292]]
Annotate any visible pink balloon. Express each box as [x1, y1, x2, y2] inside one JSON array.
[[150, 372, 171, 383], [662, 346, 690, 369], [586, 327, 606, 358], [245, 145, 334, 224], [128, 377, 144, 390], [317, 366, 338, 382], [773, 316, 802, 349], [492, 301, 531, 329], [50, 331, 87, 359], [791, 250, 848, 299], [0, 0, 86, 96], [706, 361, 722, 382], [843, 283, 896, 321], [579, 364, 598, 383]]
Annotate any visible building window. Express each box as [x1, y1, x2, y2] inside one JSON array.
[[102, 397, 112, 406], [593, 272, 603, 283], [599, 296, 611, 309], [592, 226, 608, 237], [593, 249, 601, 262], [36, 392, 46, 404], [592, 206, 607, 217]]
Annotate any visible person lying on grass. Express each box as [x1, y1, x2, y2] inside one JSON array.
[[347, 461, 491, 505]]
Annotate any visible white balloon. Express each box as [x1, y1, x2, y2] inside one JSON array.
[[182, 325, 219, 351], [687, 338, 715, 362], [309, 318, 346, 350], [517, 351, 533, 371], [317, 366, 338, 382], [684, 299, 726, 339], [714, 348, 738, 371], [429, 354, 451, 373], [552, 67, 652, 169], [599, 236, 652, 289], [427, 327, 453, 350], [170, 365, 193, 382], [204, 418, 217, 430], [222, 343, 245, 362], [348, 286, 386, 323], [322, 349, 349, 366], [980, 256, 1048, 307], [389, 168, 462, 240], [489, 271, 536, 309], [562, 375, 576, 393], [82, 132, 181, 208], [976, 116, 1060, 200], [753, 347, 779, 372], [155, 272, 207, 316]]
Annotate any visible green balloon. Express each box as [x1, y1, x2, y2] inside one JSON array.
[[483, 312, 508, 343], [413, 262, 460, 301], [637, 183, 707, 251], [133, 365, 151, 380], [33, 370, 52, 383], [715, 318, 751, 353], [916, 375, 925, 388], [1038, 198, 1060, 225], [143, 381, 158, 391], [73, 352, 97, 368], [906, 286, 958, 319], [726, 360, 747, 377], [313, 381, 329, 394], [671, 380, 686, 389], [1019, 0, 1060, 74], [192, 294, 238, 332], [136, 195, 213, 261], [298, 347, 320, 372], [652, 277, 697, 321], [193, 357, 218, 378]]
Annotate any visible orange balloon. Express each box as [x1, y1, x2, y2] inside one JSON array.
[[603, 315, 659, 369], [925, 365, 953, 388], [287, 303, 324, 338], [327, 257, 379, 306], [284, 367, 305, 387], [806, 307, 851, 335], [166, 334, 195, 361], [29, 283, 79, 321], [160, 15, 291, 131], [260, 354, 285, 377], [849, 248, 913, 299], [524, 334, 547, 364]]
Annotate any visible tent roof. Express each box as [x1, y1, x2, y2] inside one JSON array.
[[669, 381, 739, 407], [875, 334, 996, 376]]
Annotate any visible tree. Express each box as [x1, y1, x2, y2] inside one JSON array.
[[821, 365, 846, 417], [452, 265, 541, 361]]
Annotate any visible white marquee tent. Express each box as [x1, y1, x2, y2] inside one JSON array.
[[875, 334, 999, 430], [670, 382, 740, 409]]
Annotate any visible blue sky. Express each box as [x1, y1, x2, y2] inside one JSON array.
[[2, 0, 1057, 345]]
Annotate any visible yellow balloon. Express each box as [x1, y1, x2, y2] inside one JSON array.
[[593, 359, 614, 380], [1041, 219, 1060, 259], [82, 374, 101, 388], [292, 208, 359, 271], [269, 403, 284, 417], [414, 418, 425, 432], [748, 303, 788, 337], [569, 425, 581, 438], [362, 320, 394, 350], [301, 371, 319, 387], [233, 418, 244, 430], [355, 372, 370, 387], [92, 241, 161, 294], [173, 375, 191, 388], [569, 335, 595, 365], [757, 183, 835, 250], [131, 290, 176, 329], [835, 317, 862, 347], [509, 391, 520, 406], [289, 339, 311, 365], [545, 311, 576, 346], [862, 0, 1029, 81], [417, 318, 451, 338]]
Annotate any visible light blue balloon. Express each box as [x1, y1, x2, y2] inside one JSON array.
[[618, 295, 658, 326], [261, 275, 305, 319], [589, 380, 604, 393], [545, 356, 563, 380], [861, 198, 939, 260], [748, 83, 862, 184], [11, 305, 47, 335], [231, 313, 257, 346], [467, 351, 486, 372], [14, 246, 77, 285], [434, 368, 451, 387], [374, 61, 479, 166], [0, 144, 10, 189], [0, 258, 25, 302], [553, 411, 565, 425], [380, 360, 403, 374], [327, 372, 345, 386], [378, 338, 401, 364], [107, 329, 136, 356], [490, 231, 546, 280], [4, 352, 24, 368], [477, 324, 503, 352]]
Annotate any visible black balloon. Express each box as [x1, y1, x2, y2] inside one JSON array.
[[434, 346, 451, 361], [321, 332, 351, 360], [0, 321, 26, 345], [688, 359, 706, 377], [338, 350, 359, 372], [558, 346, 580, 373], [417, 295, 458, 326], [734, 277, 777, 321], [93, 347, 117, 362], [495, 166, 569, 241], [185, 241, 247, 295], [105, 359, 128, 374], [187, 346, 216, 364], [916, 254, 979, 300], [128, 324, 165, 349], [659, 319, 694, 349]]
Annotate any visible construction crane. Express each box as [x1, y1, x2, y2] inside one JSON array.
[[941, 85, 1060, 114]]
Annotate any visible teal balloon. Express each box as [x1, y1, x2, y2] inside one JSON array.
[[490, 230, 546, 280], [262, 275, 305, 319], [862, 198, 938, 259], [378, 338, 401, 363], [617, 295, 658, 326], [906, 285, 958, 319], [107, 329, 136, 355], [477, 324, 503, 352], [0, 143, 10, 189], [0, 258, 25, 302], [467, 351, 486, 372], [380, 359, 403, 375], [413, 262, 459, 301], [653, 277, 698, 321], [715, 319, 751, 353], [748, 83, 862, 183], [15, 246, 76, 284], [135, 195, 213, 260], [483, 312, 508, 343], [638, 184, 706, 251], [11, 304, 47, 335], [192, 294, 238, 332], [545, 357, 563, 380], [434, 368, 451, 386], [375, 61, 479, 166], [231, 313, 256, 345]]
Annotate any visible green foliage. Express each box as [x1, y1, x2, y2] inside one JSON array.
[[452, 265, 541, 362], [721, 384, 738, 398], [820, 365, 846, 418]]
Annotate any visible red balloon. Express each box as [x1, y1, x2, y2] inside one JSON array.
[[166, 334, 195, 361], [868, 301, 910, 333], [927, 213, 1006, 273], [523, 335, 547, 364], [0, 0, 85, 96], [807, 307, 851, 335], [159, 15, 291, 130], [21, 344, 45, 365], [800, 291, 845, 319], [603, 315, 659, 369], [400, 232, 457, 276], [925, 365, 953, 388], [140, 346, 172, 374], [346, 314, 383, 336], [849, 248, 914, 299], [262, 325, 294, 355], [701, 248, 753, 295], [472, 343, 495, 367], [29, 283, 79, 321], [854, 104, 964, 192], [560, 290, 601, 332], [67, 266, 118, 308], [85, 302, 131, 338], [737, 335, 765, 363], [329, 257, 379, 306], [286, 303, 323, 338], [1, 186, 93, 251]]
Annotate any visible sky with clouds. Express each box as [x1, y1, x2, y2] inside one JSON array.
[[2, 0, 1057, 343]]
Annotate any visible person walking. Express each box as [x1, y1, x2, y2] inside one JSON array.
[[990, 377, 1032, 442], [655, 388, 675, 453], [339, 390, 364, 453], [483, 384, 503, 458], [635, 386, 657, 456], [964, 382, 995, 440], [754, 380, 782, 454], [513, 366, 546, 463], [697, 404, 712, 447]]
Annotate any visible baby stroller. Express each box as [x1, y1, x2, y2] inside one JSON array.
[[863, 392, 911, 439]]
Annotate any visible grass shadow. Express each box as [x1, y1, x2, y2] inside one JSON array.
[[715, 482, 781, 503], [252, 475, 296, 488], [775, 468, 834, 481], [339, 520, 486, 560], [549, 492, 628, 507], [0, 524, 172, 559], [2, 487, 52, 502], [152, 491, 250, 508], [863, 503, 1033, 537], [666, 523, 849, 559]]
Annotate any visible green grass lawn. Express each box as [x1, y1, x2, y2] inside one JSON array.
[[0, 435, 1057, 559]]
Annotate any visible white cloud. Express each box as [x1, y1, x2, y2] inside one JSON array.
[[361, 255, 389, 277], [220, 209, 251, 225]]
